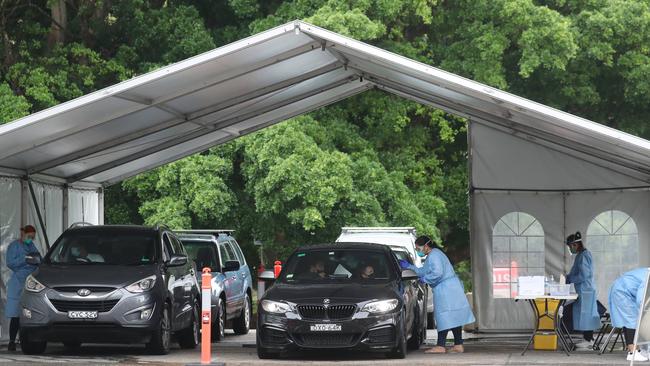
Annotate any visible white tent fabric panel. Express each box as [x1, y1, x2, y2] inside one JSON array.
[[564, 190, 650, 305], [470, 122, 648, 190], [26, 182, 63, 251], [0, 177, 21, 338], [67, 189, 99, 225], [472, 191, 565, 330]]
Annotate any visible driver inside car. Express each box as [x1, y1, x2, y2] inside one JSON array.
[[70, 243, 105, 263]]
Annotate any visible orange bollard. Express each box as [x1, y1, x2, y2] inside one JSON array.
[[201, 267, 212, 364], [188, 268, 223, 366], [274, 260, 282, 278]]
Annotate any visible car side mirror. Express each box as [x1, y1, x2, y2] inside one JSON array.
[[258, 270, 276, 281], [401, 269, 418, 281], [167, 254, 188, 267], [223, 260, 240, 272], [25, 254, 41, 265]]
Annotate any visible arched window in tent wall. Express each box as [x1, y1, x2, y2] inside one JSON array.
[[492, 212, 545, 299], [586, 210, 639, 302]]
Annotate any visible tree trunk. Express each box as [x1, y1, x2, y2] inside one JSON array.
[[47, 0, 66, 49]]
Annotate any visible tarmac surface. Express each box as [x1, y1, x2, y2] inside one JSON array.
[[0, 330, 633, 365]]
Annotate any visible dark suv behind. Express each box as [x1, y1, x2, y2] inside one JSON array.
[[19, 225, 200, 355]]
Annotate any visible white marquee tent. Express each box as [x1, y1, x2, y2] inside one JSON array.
[[1, 20, 649, 334]]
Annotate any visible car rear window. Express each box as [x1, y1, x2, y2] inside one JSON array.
[[279, 249, 394, 284], [182, 241, 220, 272], [47, 229, 157, 265]]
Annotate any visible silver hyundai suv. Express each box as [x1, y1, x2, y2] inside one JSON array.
[[19, 225, 200, 355]]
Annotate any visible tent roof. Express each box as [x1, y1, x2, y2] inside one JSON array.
[[1, 20, 650, 186]]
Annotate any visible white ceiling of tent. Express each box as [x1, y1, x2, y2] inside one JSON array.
[[1, 20, 649, 186]]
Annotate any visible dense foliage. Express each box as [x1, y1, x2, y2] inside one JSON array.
[[3, 0, 650, 286]]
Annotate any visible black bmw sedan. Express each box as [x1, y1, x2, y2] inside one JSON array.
[[256, 243, 427, 359]]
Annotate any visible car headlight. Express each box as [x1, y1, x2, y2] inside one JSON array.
[[261, 300, 291, 314], [125, 275, 157, 293], [362, 299, 399, 313], [25, 275, 46, 293]]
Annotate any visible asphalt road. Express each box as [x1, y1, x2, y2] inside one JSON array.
[[0, 330, 632, 365]]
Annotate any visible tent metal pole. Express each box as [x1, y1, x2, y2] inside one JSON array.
[[472, 186, 650, 193], [26, 177, 50, 250]]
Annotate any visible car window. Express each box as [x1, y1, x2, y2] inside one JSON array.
[[223, 242, 238, 263], [170, 234, 186, 255], [163, 233, 174, 255], [182, 240, 220, 272], [48, 229, 157, 265], [279, 249, 394, 283], [230, 240, 246, 265], [393, 250, 413, 264], [219, 242, 233, 265]]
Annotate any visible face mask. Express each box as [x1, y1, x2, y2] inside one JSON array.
[[416, 248, 426, 257], [71, 247, 80, 256], [568, 246, 576, 255], [24, 238, 33, 245]]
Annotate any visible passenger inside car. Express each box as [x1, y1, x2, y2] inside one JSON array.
[[359, 264, 375, 279]]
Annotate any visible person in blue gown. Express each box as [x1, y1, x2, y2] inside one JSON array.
[[565, 231, 601, 349], [399, 235, 475, 354], [5, 225, 41, 351], [609, 267, 650, 362]]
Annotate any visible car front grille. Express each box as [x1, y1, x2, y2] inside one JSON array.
[[293, 333, 359, 348], [367, 326, 395, 344], [53, 286, 117, 293], [297, 305, 356, 320], [48, 298, 120, 313]]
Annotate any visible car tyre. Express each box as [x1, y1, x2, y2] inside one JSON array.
[[407, 310, 422, 350], [63, 341, 81, 350], [387, 329, 407, 359], [257, 346, 279, 359], [212, 297, 226, 342], [233, 293, 251, 335], [427, 312, 435, 330], [147, 304, 171, 355], [20, 330, 47, 355], [178, 302, 200, 349]]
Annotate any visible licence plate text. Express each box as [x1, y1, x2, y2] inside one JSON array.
[[310, 324, 341, 332], [68, 311, 98, 319]]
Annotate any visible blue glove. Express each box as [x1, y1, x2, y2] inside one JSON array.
[[419, 278, 427, 285], [398, 259, 411, 270]]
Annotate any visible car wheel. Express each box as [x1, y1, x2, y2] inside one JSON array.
[[63, 341, 81, 350], [257, 346, 279, 359], [427, 312, 435, 330], [20, 330, 47, 355], [147, 304, 171, 355], [407, 310, 422, 350], [212, 297, 226, 342], [178, 302, 200, 349], [387, 332, 407, 359], [233, 293, 251, 335]]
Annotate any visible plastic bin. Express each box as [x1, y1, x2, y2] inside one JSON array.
[[534, 333, 558, 350]]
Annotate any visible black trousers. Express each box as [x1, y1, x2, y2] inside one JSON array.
[[437, 326, 463, 346], [9, 317, 19, 342], [623, 327, 636, 347], [562, 300, 606, 341]]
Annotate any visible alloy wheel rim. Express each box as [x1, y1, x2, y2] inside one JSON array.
[[244, 297, 250, 328], [220, 301, 226, 338]]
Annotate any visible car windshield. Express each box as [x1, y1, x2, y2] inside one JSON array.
[[182, 240, 220, 272], [47, 229, 158, 265], [279, 249, 394, 284]]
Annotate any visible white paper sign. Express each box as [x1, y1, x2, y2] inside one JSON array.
[[518, 276, 545, 297]]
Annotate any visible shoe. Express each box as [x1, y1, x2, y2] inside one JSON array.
[[575, 340, 594, 349], [626, 350, 649, 362], [7, 341, 16, 351], [449, 345, 464, 353]]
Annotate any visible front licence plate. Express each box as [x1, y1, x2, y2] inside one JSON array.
[[68, 311, 98, 319], [310, 324, 341, 332]]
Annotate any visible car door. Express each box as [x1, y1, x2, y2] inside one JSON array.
[[171, 234, 195, 328], [218, 239, 241, 318], [394, 251, 417, 337], [230, 239, 250, 300]]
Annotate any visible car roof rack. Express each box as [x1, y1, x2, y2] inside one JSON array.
[[340, 227, 416, 235], [69, 222, 94, 228], [175, 229, 235, 236]]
